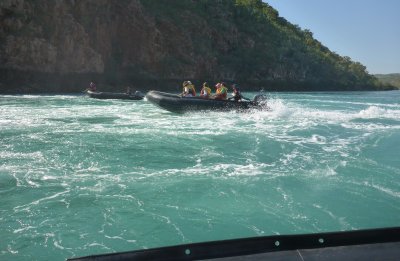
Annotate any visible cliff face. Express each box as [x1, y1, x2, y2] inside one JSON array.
[[0, 0, 382, 93], [1, 0, 103, 73]]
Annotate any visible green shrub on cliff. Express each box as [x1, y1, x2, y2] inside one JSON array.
[[374, 74, 400, 89]]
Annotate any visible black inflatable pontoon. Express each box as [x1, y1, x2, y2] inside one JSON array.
[[68, 226, 400, 261], [145, 91, 267, 113], [87, 90, 144, 100]]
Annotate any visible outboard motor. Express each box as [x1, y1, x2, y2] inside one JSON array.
[[253, 94, 268, 105], [134, 91, 145, 98]]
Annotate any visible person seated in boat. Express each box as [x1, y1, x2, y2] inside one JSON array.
[[214, 82, 228, 100], [88, 81, 97, 92], [181, 81, 196, 97], [228, 84, 250, 102], [126, 86, 132, 95], [200, 82, 211, 98]]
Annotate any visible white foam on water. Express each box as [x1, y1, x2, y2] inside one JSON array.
[[216, 163, 267, 177], [309, 134, 327, 144], [13, 225, 36, 234], [364, 181, 400, 198], [310, 166, 338, 177], [266, 98, 298, 119], [357, 106, 400, 119], [6, 245, 18, 254], [311, 204, 352, 228], [2, 93, 400, 260], [13, 190, 70, 213], [0, 151, 44, 160]]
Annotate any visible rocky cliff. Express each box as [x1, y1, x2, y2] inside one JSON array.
[[0, 0, 386, 93]]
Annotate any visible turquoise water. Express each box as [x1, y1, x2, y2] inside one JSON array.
[[1, 91, 399, 260]]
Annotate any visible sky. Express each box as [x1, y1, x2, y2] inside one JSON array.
[[265, 0, 400, 74]]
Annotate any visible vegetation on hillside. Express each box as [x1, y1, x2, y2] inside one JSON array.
[[138, 0, 386, 90], [0, 0, 394, 92], [374, 74, 400, 89]]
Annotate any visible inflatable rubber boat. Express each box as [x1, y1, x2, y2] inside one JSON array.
[[87, 90, 144, 100], [145, 91, 268, 113]]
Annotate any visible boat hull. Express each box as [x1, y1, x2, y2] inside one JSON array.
[[146, 91, 263, 113], [69, 227, 400, 261], [87, 91, 144, 100]]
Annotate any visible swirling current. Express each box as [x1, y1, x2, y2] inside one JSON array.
[[1, 91, 399, 260]]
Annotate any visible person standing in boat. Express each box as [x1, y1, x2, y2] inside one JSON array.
[[200, 82, 211, 98], [214, 82, 228, 100], [88, 81, 97, 92], [181, 81, 196, 97]]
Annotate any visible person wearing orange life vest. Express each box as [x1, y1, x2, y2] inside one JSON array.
[[200, 82, 211, 98], [181, 81, 196, 97], [214, 82, 228, 100]]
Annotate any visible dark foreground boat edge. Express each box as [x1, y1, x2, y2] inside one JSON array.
[[68, 226, 400, 261]]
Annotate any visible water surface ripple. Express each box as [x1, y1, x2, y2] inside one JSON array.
[[1, 91, 399, 260]]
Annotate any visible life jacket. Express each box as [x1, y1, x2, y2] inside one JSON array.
[[216, 86, 227, 99], [200, 86, 211, 97]]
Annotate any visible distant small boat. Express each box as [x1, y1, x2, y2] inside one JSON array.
[[86, 90, 145, 100], [146, 90, 268, 113]]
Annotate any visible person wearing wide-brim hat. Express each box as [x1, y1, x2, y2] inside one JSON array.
[[181, 80, 196, 97]]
